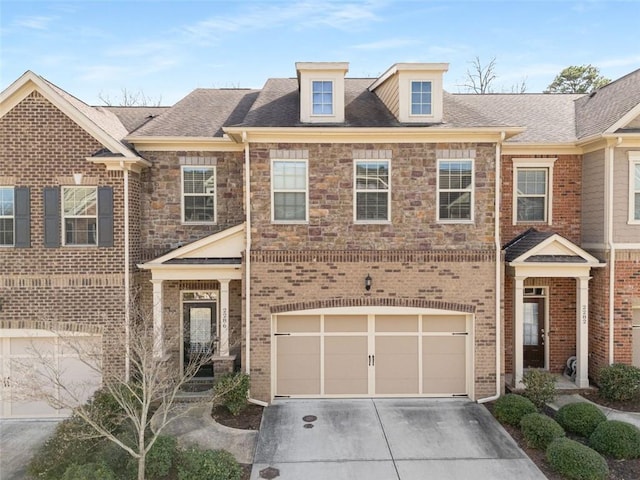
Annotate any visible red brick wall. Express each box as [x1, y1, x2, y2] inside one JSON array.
[[501, 154, 581, 243], [613, 253, 640, 364], [0, 91, 128, 376]]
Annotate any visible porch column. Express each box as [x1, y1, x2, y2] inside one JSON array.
[[576, 276, 591, 388], [151, 279, 164, 358], [219, 279, 230, 357], [514, 276, 525, 388]]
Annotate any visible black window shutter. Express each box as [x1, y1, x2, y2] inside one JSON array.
[[14, 187, 31, 247], [98, 186, 114, 247], [43, 187, 60, 248]]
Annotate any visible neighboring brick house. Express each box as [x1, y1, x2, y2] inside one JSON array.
[[1, 62, 639, 416]]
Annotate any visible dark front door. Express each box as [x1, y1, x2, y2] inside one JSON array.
[[523, 298, 545, 368], [183, 302, 216, 377]]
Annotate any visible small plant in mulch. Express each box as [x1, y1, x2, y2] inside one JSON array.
[[520, 412, 565, 450], [522, 369, 557, 410], [597, 363, 640, 403], [493, 394, 537, 426], [589, 420, 640, 460], [546, 437, 609, 480], [555, 402, 607, 438], [214, 372, 250, 416]]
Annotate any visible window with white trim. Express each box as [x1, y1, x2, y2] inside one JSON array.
[[411, 81, 432, 115], [630, 154, 640, 223], [0, 187, 14, 246], [437, 159, 473, 221], [63, 187, 97, 245], [182, 166, 216, 223], [312, 81, 333, 115], [512, 158, 556, 225], [272, 160, 308, 222], [354, 160, 390, 222]]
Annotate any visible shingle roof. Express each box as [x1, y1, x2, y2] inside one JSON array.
[[104, 106, 169, 134], [503, 228, 554, 262], [450, 93, 582, 143], [575, 68, 640, 138], [131, 88, 259, 137]]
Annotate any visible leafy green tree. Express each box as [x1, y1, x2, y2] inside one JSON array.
[[545, 65, 611, 93]]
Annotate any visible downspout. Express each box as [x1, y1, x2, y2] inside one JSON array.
[[121, 163, 131, 382], [242, 131, 251, 377], [607, 137, 622, 364], [478, 131, 505, 403]]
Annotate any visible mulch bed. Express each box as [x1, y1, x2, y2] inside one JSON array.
[[485, 401, 640, 480], [581, 391, 640, 413]]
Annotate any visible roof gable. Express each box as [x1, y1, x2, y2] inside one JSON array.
[[0, 71, 136, 158], [504, 229, 601, 265]]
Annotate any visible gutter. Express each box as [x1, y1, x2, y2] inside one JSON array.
[[243, 131, 252, 377], [478, 131, 505, 404]]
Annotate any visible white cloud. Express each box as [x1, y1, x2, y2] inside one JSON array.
[[13, 15, 57, 30], [352, 38, 421, 50], [597, 55, 640, 68]]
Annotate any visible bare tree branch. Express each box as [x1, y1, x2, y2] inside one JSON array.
[[459, 56, 497, 94], [98, 88, 162, 106]]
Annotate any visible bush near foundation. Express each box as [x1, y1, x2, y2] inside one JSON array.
[[520, 412, 565, 450], [493, 394, 537, 426], [178, 447, 242, 480], [546, 438, 609, 480], [214, 372, 250, 415], [522, 370, 557, 409], [61, 463, 117, 480], [597, 363, 640, 402], [555, 402, 606, 437], [589, 420, 640, 459]]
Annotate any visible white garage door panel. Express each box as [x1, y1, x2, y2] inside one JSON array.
[[1, 333, 103, 419], [324, 336, 368, 394], [375, 336, 419, 394], [275, 312, 470, 398], [422, 336, 466, 394], [276, 336, 320, 395]]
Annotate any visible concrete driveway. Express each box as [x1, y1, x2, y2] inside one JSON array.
[[0, 420, 59, 480], [251, 398, 546, 480]]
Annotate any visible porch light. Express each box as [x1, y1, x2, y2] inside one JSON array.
[[365, 274, 372, 291]]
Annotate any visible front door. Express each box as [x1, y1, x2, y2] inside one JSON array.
[[183, 302, 216, 377], [523, 298, 545, 368]]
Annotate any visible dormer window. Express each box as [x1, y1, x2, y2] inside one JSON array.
[[411, 81, 432, 115], [312, 81, 333, 115]]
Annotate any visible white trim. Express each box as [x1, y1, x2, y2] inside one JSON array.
[[61, 186, 98, 246], [180, 290, 219, 374], [0, 186, 15, 247], [353, 159, 391, 223], [628, 152, 640, 224], [271, 159, 309, 223], [181, 165, 216, 225], [436, 158, 475, 223], [523, 286, 549, 370], [607, 102, 640, 134], [512, 158, 557, 225]]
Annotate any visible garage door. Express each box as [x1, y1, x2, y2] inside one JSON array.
[[0, 330, 102, 419], [274, 310, 470, 397]]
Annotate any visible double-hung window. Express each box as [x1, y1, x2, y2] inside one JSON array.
[[411, 81, 432, 115], [272, 160, 308, 222], [437, 159, 473, 222], [182, 166, 216, 223], [63, 186, 97, 245], [630, 153, 640, 223], [0, 187, 14, 246], [355, 160, 390, 222], [512, 158, 556, 224], [312, 81, 333, 115]]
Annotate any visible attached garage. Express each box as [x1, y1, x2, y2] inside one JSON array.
[[273, 308, 472, 398], [0, 330, 102, 419]]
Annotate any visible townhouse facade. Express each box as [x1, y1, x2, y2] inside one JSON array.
[[1, 61, 638, 417]]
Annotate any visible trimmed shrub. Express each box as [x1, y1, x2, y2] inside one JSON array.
[[214, 372, 250, 415], [520, 412, 565, 450], [493, 394, 536, 426], [555, 402, 606, 437], [589, 420, 640, 459], [145, 435, 179, 479], [61, 463, 117, 480], [522, 370, 557, 409], [27, 417, 102, 480], [598, 363, 640, 402], [546, 438, 609, 480], [177, 447, 242, 480]]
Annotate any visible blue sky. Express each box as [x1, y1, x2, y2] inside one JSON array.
[[2, 0, 639, 106]]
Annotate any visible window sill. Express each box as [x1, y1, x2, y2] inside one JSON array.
[[182, 221, 217, 226], [354, 220, 392, 225], [436, 219, 475, 225], [271, 221, 309, 225]]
